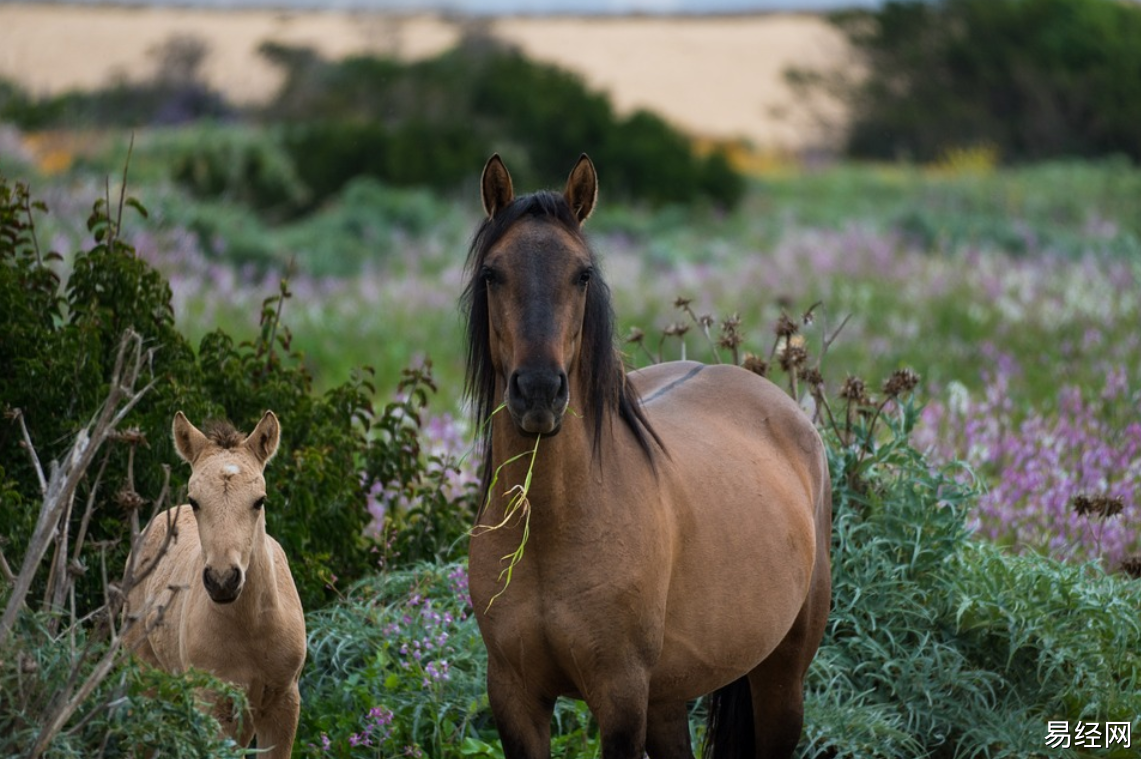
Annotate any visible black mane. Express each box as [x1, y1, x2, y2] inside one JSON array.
[[460, 190, 660, 473]]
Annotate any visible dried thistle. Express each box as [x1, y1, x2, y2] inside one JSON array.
[[839, 375, 870, 405], [774, 312, 799, 339], [1071, 494, 1125, 518], [719, 313, 744, 353], [626, 327, 645, 344], [698, 313, 716, 329], [110, 427, 148, 446], [802, 300, 822, 327], [673, 296, 693, 309], [662, 322, 690, 338], [802, 368, 824, 388], [115, 488, 146, 513], [779, 344, 809, 373], [742, 354, 769, 377], [882, 368, 921, 398]]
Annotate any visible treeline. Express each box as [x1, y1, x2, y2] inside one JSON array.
[[0, 32, 744, 210], [826, 0, 1141, 162]]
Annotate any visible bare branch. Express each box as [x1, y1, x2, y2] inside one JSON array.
[[13, 409, 47, 496], [0, 542, 15, 586], [70, 450, 113, 571], [0, 330, 151, 650]]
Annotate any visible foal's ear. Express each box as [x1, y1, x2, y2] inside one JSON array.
[[481, 154, 514, 219], [243, 410, 280, 467], [172, 411, 208, 466], [564, 153, 597, 224]]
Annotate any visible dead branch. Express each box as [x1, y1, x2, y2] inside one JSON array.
[[0, 330, 155, 652]]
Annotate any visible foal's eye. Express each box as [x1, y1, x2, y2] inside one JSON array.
[[188, 497, 200, 512], [577, 268, 593, 287], [481, 266, 499, 286], [253, 496, 266, 511]]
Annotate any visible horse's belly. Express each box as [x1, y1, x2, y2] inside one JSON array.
[[650, 478, 818, 700]]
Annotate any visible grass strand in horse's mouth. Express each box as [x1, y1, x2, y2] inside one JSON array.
[[469, 428, 541, 611]]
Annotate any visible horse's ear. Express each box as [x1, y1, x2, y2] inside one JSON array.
[[564, 153, 597, 224], [481, 154, 514, 219], [244, 410, 280, 467], [172, 411, 208, 466]]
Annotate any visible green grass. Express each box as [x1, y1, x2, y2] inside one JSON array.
[[25, 126, 1141, 419]]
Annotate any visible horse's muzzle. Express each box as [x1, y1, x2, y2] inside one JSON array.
[[507, 368, 568, 436], [203, 566, 244, 604]]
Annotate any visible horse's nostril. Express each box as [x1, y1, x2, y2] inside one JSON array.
[[203, 566, 243, 600], [514, 369, 564, 406]]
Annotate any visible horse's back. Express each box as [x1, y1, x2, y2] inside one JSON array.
[[632, 361, 826, 486]]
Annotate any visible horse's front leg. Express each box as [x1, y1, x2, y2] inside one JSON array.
[[487, 660, 555, 759], [586, 669, 652, 759], [255, 683, 300, 759]]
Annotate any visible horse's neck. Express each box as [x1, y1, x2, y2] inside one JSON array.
[[488, 413, 599, 526]]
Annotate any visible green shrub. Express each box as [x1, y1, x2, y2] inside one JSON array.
[[0, 167, 465, 614], [804, 397, 1141, 758], [160, 126, 311, 218], [300, 563, 600, 758], [828, 0, 1141, 162], [261, 37, 744, 209], [0, 608, 250, 758]]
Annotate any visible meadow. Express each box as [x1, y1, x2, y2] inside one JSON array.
[[4, 121, 1141, 757]]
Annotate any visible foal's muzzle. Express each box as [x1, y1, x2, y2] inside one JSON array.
[[507, 368, 569, 435], [203, 566, 244, 604]]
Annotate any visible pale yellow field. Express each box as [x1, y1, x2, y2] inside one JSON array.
[[0, 3, 851, 149]]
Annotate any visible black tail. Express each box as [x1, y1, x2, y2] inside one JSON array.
[[702, 676, 754, 759]]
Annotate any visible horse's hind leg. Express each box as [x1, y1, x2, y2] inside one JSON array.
[[745, 650, 806, 759], [747, 559, 831, 758], [645, 700, 695, 759]]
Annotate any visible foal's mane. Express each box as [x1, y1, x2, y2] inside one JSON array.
[[461, 190, 660, 470]]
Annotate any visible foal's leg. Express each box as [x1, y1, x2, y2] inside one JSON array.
[[256, 683, 301, 759], [487, 663, 555, 759], [645, 700, 695, 759]]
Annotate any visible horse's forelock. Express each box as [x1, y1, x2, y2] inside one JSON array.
[[203, 420, 244, 450]]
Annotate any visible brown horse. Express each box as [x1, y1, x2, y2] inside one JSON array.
[[124, 411, 306, 758], [463, 155, 832, 759]]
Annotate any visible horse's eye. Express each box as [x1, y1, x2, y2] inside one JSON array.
[[481, 266, 499, 286], [188, 497, 200, 512], [577, 268, 593, 287], [253, 497, 266, 511]]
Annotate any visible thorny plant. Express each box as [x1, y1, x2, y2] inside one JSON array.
[[631, 296, 1137, 571], [628, 297, 920, 484]]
